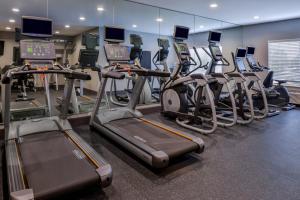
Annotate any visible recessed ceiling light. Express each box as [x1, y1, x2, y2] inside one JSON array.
[[97, 7, 104, 11], [254, 16, 260, 19], [12, 8, 20, 12], [210, 3, 218, 8], [9, 19, 15, 23], [156, 18, 163, 22], [55, 31, 60, 34], [132, 24, 137, 28], [199, 25, 205, 28], [79, 17, 86, 21], [5, 27, 12, 30], [65, 25, 70, 28]]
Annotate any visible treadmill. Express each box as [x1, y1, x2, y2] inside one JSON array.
[[57, 33, 102, 114], [2, 33, 112, 199], [90, 27, 204, 168]]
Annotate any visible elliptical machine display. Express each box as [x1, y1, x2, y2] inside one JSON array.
[[161, 26, 217, 134]]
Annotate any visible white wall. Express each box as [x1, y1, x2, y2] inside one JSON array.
[[242, 18, 300, 66]]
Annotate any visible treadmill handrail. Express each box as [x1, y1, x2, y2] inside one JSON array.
[[2, 68, 91, 84]]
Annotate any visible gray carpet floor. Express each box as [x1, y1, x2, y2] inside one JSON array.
[[1, 90, 300, 200]]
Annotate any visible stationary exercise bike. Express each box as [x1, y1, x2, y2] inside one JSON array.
[[246, 46, 295, 111]]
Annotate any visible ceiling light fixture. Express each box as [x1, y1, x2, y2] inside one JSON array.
[[132, 24, 137, 28], [12, 8, 20, 12], [97, 7, 104, 11], [79, 17, 86, 21], [254, 16, 260, 19], [9, 19, 15, 23], [199, 25, 205, 28], [210, 3, 218, 8], [55, 31, 60, 34], [156, 18, 163, 22], [65, 25, 70, 28], [5, 27, 12, 30]]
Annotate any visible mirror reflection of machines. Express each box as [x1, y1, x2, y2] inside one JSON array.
[[129, 34, 158, 104], [246, 47, 295, 111], [90, 26, 204, 168], [0, 33, 48, 122], [152, 38, 171, 101], [3, 16, 112, 200], [57, 32, 102, 114]]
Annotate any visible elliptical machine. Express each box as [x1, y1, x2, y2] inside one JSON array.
[[246, 46, 295, 111], [200, 31, 255, 125], [231, 48, 269, 119], [161, 26, 217, 134]]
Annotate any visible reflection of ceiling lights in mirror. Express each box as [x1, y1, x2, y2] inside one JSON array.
[[132, 24, 137, 28], [200, 25, 205, 28], [5, 27, 12, 30], [55, 31, 60, 34], [210, 3, 218, 8], [9, 19, 15, 23], [97, 7, 104, 11], [254, 16, 260, 19], [156, 18, 163, 22], [12, 8, 20, 12], [65, 25, 70, 28], [79, 17, 86, 21]]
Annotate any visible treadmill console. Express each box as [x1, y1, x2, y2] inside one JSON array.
[[104, 44, 130, 62], [20, 40, 55, 60]]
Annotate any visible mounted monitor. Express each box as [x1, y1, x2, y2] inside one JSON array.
[[0, 41, 4, 56], [22, 16, 53, 37], [208, 31, 222, 43], [236, 48, 247, 58], [246, 47, 255, 55], [104, 27, 125, 43], [174, 26, 189, 40]]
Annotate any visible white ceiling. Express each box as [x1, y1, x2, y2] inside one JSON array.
[[1, 0, 298, 36], [131, 0, 300, 25]]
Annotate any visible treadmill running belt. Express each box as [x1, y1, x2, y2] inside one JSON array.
[[108, 118, 198, 158], [19, 131, 100, 199]]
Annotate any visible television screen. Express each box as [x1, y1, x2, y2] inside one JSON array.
[[174, 26, 189, 40], [0, 41, 4, 56], [247, 47, 255, 55], [236, 48, 246, 58], [105, 27, 125, 43], [209, 31, 222, 42], [22, 16, 52, 37]]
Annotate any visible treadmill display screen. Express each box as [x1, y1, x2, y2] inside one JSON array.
[[209, 31, 222, 42], [20, 40, 56, 60], [174, 26, 189, 40], [247, 47, 255, 55], [105, 27, 125, 43], [104, 44, 130, 61], [22, 17, 53, 37], [236, 48, 246, 58]]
